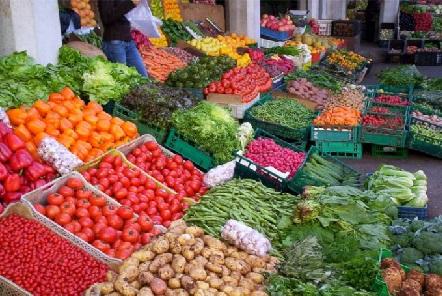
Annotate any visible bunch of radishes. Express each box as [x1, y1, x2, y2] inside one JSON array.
[[261, 14, 295, 32]]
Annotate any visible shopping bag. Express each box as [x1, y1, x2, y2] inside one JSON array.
[[125, 0, 161, 38]]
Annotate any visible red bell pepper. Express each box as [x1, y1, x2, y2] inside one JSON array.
[[33, 179, 47, 189], [25, 162, 47, 181], [0, 163, 8, 181], [0, 183, 5, 197], [4, 133, 25, 151], [9, 149, 33, 171], [3, 192, 21, 204], [0, 123, 11, 138], [4, 174, 21, 192], [0, 143, 12, 162]]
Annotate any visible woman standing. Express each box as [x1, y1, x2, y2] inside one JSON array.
[[98, 0, 148, 76]]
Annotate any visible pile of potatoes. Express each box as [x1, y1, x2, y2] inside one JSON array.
[[86, 220, 278, 296]]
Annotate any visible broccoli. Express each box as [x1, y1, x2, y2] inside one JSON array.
[[390, 233, 413, 248], [409, 220, 426, 232], [399, 248, 424, 265], [429, 258, 442, 275], [413, 231, 442, 255]]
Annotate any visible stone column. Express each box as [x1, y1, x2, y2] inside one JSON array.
[[227, 0, 260, 41], [0, 0, 62, 65]]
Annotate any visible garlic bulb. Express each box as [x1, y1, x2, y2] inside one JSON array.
[[38, 137, 83, 175], [221, 220, 271, 256]]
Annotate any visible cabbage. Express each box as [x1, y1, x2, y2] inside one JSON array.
[[405, 194, 428, 208]]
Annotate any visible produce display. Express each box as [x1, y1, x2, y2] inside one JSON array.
[[8, 89, 138, 162], [81, 153, 182, 227], [150, 0, 164, 18], [131, 29, 152, 50], [0, 213, 108, 296], [323, 50, 368, 73], [324, 86, 365, 111], [313, 106, 361, 128], [88, 220, 278, 296], [259, 55, 295, 77], [248, 99, 315, 131], [162, 19, 191, 45], [286, 69, 342, 93], [163, 47, 197, 64], [367, 165, 428, 208], [362, 114, 405, 132], [149, 27, 168, 48], [261, 14, 296, 33], [0, 123, 56, 205], [139, 46, 187, 82], [71, 0, 96, 27], [244, 137, 306, 178], [163, 0, 183, 21], [32, 175, 162, 259], [171, 102, 240, 164], [287, 78, 330, 107], [167, 56, 236, 89], [410, 119, 442, 148], [204, 64, 272, 102], [412, 110, 442, 126], [373, 95, 409, 106], [125, 140, 207, 199], [122, 81, 200, 129], [378, 65, 424, 88]]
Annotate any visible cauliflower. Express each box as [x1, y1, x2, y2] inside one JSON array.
[[400, 248, 424, 265]]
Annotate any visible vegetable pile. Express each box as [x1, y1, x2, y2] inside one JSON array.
[[248, 99, 315, 132], [378, 65, 424, 88], [131, 29, 152, 50], [259, 56, 295, 77], [122, 81, 200, 129], [162, 19, 191, 44], [163, 0, 183, 21], [244, 137, 306, 178], [0, 213, 108, 296], [412, 110, 442, 126], [32, 176, 162, 259], [89, 220, 278, 296], [8, 88, 138, 162], [163, 47, 197, 64], [139, 47, 187, 82], [410, 120, 442, 147], [362, 114, 405, 131], [81, 153, 182, 227], [324, 50, 368, 73], [367, 165, 428, 208], [0, 122, 57, 205], [286, 69, 343, 93], [287, 78, 330, 107], [313, 106, 361, 128], [373, 95, 409, 106], [171, 102, 241, 164], [324, 86, 365, 111], [125, 140, 207, 199]]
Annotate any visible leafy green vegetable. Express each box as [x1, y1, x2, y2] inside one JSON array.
[[286, 69, 343, 93], [377, 65, 424, 88], [172, 101, 240, 164], [265, 46, 301, 57], [336, 250, 378, 291], [162, 19, 192, 45], [73, 31, 103, 48]]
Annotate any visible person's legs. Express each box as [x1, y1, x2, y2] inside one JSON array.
[[102, 40, 127, 64], [125, 41, 148, 77]]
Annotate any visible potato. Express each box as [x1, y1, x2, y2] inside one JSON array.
[[152, 237, 170, 254], [239, 278, 255, 291], [181, 275, 196, 292], [185, 226, 205, 237], [230, 288, 246, 296], [139, 261, 151, 273], [98, 282, 114, 294], [159, 264, 175, 280], [191, 238, 205, 254], [247, 272, 264, 284], [225, 247, 236, 256], [251, 292, 268, 296], [167, 289, 189, 296], [230, 272, 241, 281], [172, 254, 186, 273], [195, 289, 216, 296], [221, 285, 235, 294], [150, 278, 167, 295], [114, 277, 138, 296], [206, 262, 223, 274], [178, 234, 196, 246], [132, 250, 156, 262], [119, 258, 140, 274], [107, 271, 118, 282], [139, 272, 155, 285], [238, 261, 251, 275], [194, 255, 208, 266], [221, 266, 230, 276], [195, 281, 209, 290], [182, 247, 195, 261], [164, 233, 178, 244], [209, 254, 224, 265], [121, 266, 139, 282], [150, 253, 173, 273], [106, 293, 123, 296], [216, 292, 228, 296], [130, 281, 141, 290], [201, 248, 212, 259], [252, 267, 266, 273], [189, 268, 207, 281], [245, 256, 265, 269], [169, 220, 187, 232], [208, 276, 223, 289], [237, 252, 249, 261], [168, 278, 181, 289], [222, 275, 238, 287], [138, 287, 154, 296], [170, 241, 183, 254], [203, 236, 226, 250], [225, 258, 243, 272], [208, 288, 218, 294]]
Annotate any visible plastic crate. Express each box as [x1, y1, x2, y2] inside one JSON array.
[[315, 141, 362, 159], [164, 128, 216, 172], [415, 51, 442, 66], [373, 249, 410, 296], [310, 125, 359, 142], [260, 27, 292, 41], [287, 147, 361, 194], [361, 110, 409, 147], [244, 98, 311, 143], [260, 38, 286, 48], [317, 19, 332, 36], [408, 118, 442, 159], [398, 205, 428, 220], [371, 144, 408, 159], [365, 84, 414, 97], [234, 129, 305, 191], [113, 103, 168, 143]]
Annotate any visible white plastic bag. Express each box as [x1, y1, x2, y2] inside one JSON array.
[[125, 0, 161, 38]]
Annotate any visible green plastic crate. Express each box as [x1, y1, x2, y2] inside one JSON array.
[[365, 84, 414, 98], [365, 101, 409, 116], [373, 249, 409, 296], [371, 144, 408, 159], [234, 129, 306, 191], [310, 125, 360, 142], [315, 141, 362, 159], [113, 103, 168, 143], [243, 96, 311, 144], [287, 147, 361, 194], [412, 102, 442, 118], [408, 131, 442, 159], [164, 129, 216, 172]]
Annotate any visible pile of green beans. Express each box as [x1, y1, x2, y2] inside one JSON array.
[[184, 179, 299, 247]]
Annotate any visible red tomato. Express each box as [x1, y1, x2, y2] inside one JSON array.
[[76, 232, 89, 242], [114, 188, 128, 200], [88, 205, 101, 219], [121, 228, 139, 243], [138, 215, 153, 232], [107, 215, 124, 230], [58, 185, 74, 197], [145, 141, 158, 151], [98, 227, 117, 244], [183, 160, 194, 171], [76, 199, 91, 209], [66, 177, 83, 190], [81, 227, 95, 242], [34, 204, 46, 215], [102, 205, 118, 217], [79, 217, 94, 228], [47, 193, 64, 206], [71, 220, 82, 233], [99, 178, 110, 190], [115, 246, 133, 260], [89, 195, 106, 207], [93, 222, 107, 235], [92, 240, 111, 253], [76, 189, 92, 200], [55, 212, 72, 225], [45, 205, 61, 219], [75, 207, 89, 218], [160, 209, 171, 221], [117, 206, 134, 220], [94, 215, 108, 225], [140, 233, 153, 245], [64, 222, 76, 233]]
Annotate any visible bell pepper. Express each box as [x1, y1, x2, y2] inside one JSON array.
[[33, 179, 47, 189], [3, 192, 21, 204], [4, 174, 21, 192], [0, 163, 7, 181], [0, 123, 12, 138], [4, 133, 25, 151], [0, 183, 4, 197], [9, 149, 33, 171], [0, 143, 12, 162], [25, 162, 46, 181]]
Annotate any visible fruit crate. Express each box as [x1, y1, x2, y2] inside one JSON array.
[[234, 129, 306, 192], [315, 141, 362, 159], [365, 84, 414, 98], [287, 147, 361, 194], [371, 144, 408, 159], [244, 97, 310, 144], [310, 125, 359, 142], [398, 205, 428, 220], [113, 103, 168, 143], [373, 249, 410, 296], [260, 27, 292, 41], [164, 128, 216, 172], [317, 19, 333, 36]]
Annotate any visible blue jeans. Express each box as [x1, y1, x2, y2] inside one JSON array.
[[102, 40, 148, 77]]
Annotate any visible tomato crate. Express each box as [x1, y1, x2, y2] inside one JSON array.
[[234, 129, 305, 192], [371, 144, 408, 159], [164, 128, 216, 172], [287, 147, 361, 194], [244, 97, 311, 144], [315, 141, 362, 159], [310, 125, 360, 142], [365, 101, 410, 116], [113, 103, 168, 143], [373, 249, 410, 296]]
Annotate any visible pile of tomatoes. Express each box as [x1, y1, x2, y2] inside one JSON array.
[[82, 153, 185, 227], [126, 140, 207, 200], [0, 214, 108, 296], [34, 176, 161, 260]]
